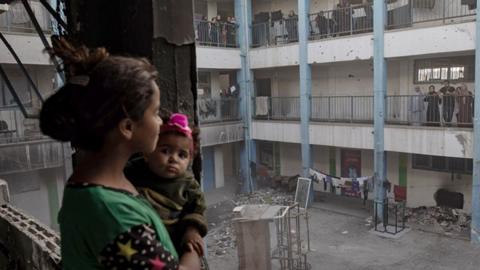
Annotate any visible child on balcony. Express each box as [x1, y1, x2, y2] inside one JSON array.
[[125, 113, 207, 258]]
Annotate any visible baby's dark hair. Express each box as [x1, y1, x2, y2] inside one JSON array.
[[40, 38, 158, 151], [159, 113, 201, 158]]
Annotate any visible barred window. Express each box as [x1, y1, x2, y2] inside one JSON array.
[[412, 154, 472, 175], [414, 56, 474, 84]]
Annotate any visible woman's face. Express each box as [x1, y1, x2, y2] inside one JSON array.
[[131, 82, 162, 154]]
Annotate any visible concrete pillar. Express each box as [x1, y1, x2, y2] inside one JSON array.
[[471, 0, 480, 246], [235, 0, 255, 193], [299, 0, 312, 178], [0, 179, 10, 205], [373, 0, 387, 221]]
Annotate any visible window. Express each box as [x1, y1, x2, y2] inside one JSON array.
[[412, 154, 473, 175], [414, 56, 474, 83]]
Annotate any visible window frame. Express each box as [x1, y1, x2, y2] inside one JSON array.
[[412, 154, 472, 175], [414, 56, 475, 84]]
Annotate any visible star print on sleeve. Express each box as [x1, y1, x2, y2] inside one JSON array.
[[99, 224, 179, 270]]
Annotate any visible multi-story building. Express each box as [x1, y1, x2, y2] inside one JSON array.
[[193, 0, 479, 241], [0, 0, 70, 230]]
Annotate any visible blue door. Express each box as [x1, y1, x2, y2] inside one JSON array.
[[202, 147, 215, 192]]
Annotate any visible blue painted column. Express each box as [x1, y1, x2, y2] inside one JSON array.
[[471, 0, 480, 246], [373, 0, 387, 221], [235, 0, 256, 193], [299, 0, 312, 178]]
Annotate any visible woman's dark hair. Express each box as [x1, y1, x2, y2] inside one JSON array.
[[40, 38, 158, 152]]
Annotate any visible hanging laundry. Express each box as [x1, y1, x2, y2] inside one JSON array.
[[255, 96, 269, 116], [351, 179, 360, 193], [356, 176, 370, 188]]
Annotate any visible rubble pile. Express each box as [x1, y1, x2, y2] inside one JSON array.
[[234, 188, 294, 206], [206, 188, 295, 258], [405, 206, 471, 235], [207, 220, 235, 256]]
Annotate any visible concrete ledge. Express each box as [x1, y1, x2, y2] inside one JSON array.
[[0, 204, 60, 269]]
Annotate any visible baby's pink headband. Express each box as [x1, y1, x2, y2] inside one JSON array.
[[160, 113, 192, 138]]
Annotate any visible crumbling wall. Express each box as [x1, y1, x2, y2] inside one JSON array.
[[0, 180, 60, 270], [64, 0, 201, 181]]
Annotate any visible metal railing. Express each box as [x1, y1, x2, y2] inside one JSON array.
[[252, 17, 299, 47], [254, 95, 474, 127], [252, 1, 476, 47], [309, 4, 373, 40], [194, 19, 238, 48], [0, 139, 64, 175], [0, 1, 52, 34], [198, 97, 241, 124], [387, 0, 476, 29], [311, 96, 373, 123], [253, 96, 300, 120]]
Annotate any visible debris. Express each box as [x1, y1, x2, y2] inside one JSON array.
[[405, 206, 471, 236], [342, 231, 349, 235], [206, 188, 295, 258]]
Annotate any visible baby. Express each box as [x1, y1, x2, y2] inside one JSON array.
[[125, 113, 207, 256]]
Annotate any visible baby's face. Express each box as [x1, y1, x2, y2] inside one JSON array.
[[146, 133, 191, 179]]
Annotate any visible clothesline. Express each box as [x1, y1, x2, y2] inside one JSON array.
[[309, 168, 374, 191]]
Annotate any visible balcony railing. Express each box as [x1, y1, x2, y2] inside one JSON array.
[[252, 17, 299, 47], [194, 19, 238, 48], [254, 95, 474, 127], [0, 139, 64, 175], [253, 96, 300, 120], [252, 1, 476, 48], [198, 97, 241, 124], [0, 1, 52, 34]]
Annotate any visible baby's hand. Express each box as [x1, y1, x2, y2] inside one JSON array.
[[183, 227, 205, 256]]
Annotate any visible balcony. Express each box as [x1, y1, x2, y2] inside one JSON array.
[[0, 0, 52, 34], [198, 97, 242, 124], [253, 96, 300, 121], [194, 19, 238, 48], [253, 95, 474, 127], [0, 138, 64, 175], [0, 106, 64, 175], [252, 1, 475, 48]]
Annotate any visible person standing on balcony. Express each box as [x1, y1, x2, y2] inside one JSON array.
[[409, 86, 425, 126], [226, 16, 237, 47], [198, 16, 209, 45], [456, 83, 474, 127], [315, 11, 330, 38], [424, 85, 441, 126], [439, 80, 456, 125], [286, 10, 298, 42], [40, 39, 201, 269], [209, 17, 219, 46], [337, 0, 353, 36]]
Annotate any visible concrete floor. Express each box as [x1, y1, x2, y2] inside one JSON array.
[[205, 195, 480, 270]]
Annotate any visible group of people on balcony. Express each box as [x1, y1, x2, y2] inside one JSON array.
[[313, 0, 373, 39], [410, 81, 474, 127], [252, 9, 299, 46], [196, 15, 237, 47]]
